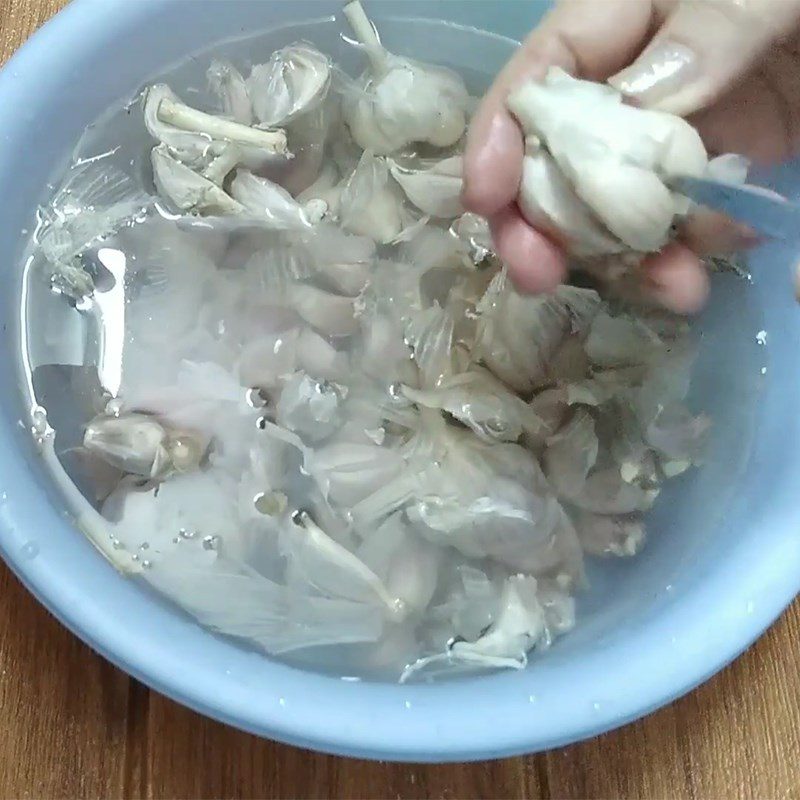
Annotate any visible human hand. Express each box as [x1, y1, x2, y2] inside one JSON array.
[[463, 0, 800, 312]]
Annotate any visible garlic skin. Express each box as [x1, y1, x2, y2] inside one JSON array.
[[338, 150, 405, 243], [389, 156, 464, 219], [229, 170, 323, 229], [247, 44, 331, 127], [151, 145, 244, 216], [84, 412, 204, 480], [341, 1, 470, 155], [507, 68, 711, 255], [143, 84, 288, 166], [207, 60, 253, 125]]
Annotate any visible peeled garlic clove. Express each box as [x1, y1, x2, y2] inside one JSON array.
[[564, 156, 676, 252], [151, 146, 244, 215], [706, 153, 750, 185], [288, 284, 359, 337], [247, 43, 331, 127], [518, 147, 624, 256], [338, 150, 404, 243], [295, 328, 350, 381], [388, 156, 464, 218], [229, 170, 315, 229], [237, 328, 299, 389], [207, 60, 253, 125], [84, 412, 171, 479]]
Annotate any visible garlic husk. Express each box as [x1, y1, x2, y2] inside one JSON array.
[[543, 409, 599, 500], [84, 412, 204, 480], [151, 145, 244, 216], [37, 163, 151, 298], [248, 43, 332, 127], [401, 575, 550, 681], [229, 170, 322, 229], [388, 156, 464, 218], [338, 150, 405, 242], [144, 83, 288, 164], [207, 59, 253, 125], [275, 371, 342, 442]]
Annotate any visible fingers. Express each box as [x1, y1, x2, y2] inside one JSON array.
[[679, 210, 759, 254], [489, 207, 568, 293], [609, 0, 800, 116], [689, 47, 800, 163], [642, 242, 710, 313], [463, 0, 655, 218]]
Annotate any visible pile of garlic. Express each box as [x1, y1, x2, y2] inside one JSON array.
[[34, 2, 723, 681]]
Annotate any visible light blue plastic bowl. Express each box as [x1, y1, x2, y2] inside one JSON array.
[[1, 0, 799, 763]]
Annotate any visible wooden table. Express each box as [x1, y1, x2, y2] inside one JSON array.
[[2, 1, 799, 797]]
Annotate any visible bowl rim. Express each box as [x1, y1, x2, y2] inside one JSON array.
[[0, 0, 799, 763]]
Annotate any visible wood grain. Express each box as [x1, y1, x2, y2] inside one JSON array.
[[1, 1, 799, 797]]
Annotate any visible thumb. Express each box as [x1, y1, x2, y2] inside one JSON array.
[[609, 0, 800, 116]]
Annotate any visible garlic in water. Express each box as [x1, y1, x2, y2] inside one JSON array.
[[388, 156, 464, 219], [341, 0, 471, 154], [84, 412, 205, 480], [247, 44, 332, 127]]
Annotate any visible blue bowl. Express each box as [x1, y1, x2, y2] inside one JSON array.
[[1, 0, 799, 762]]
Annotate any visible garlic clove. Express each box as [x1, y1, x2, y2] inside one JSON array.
[[151, 145, 244, 216], [564, 156, 676, 252], [247, 43, 332, 127], [229, 169, 316, 229], [518, 147, 625, 256], [207, 59, 253, 125], [144, 83, 288, 158], [388, 156, 464, 218], [338, 150, 405, 243], [288, 284, 359, 337]]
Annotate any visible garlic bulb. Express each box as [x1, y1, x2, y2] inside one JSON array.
[[507, 68, 710, 255], [341, 1, 470, 154], [84, 412, 204, 480]]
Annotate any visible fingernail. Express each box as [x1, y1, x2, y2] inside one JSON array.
[[609, 41, 698, 105]]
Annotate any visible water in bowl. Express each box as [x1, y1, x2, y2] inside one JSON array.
[[15, 14, 767, 681]]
